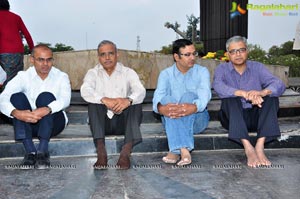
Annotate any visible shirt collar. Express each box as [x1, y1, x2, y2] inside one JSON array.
[[173, 63, 194, 77], [229, 61, 250, 73], [98, 62, 123, 74], [29, 66, 53, 80]]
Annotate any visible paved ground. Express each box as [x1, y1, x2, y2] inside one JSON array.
[[0, 149, 299, 199]]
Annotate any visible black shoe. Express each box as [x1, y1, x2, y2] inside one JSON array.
[[19, 153, 36, 169], [36, 152, 50, 169]]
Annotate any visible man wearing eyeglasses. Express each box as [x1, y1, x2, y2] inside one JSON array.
[[80, 40, 146, 170], [153, 39, 211, 166], [213, 35, 285, 168], [0, 44, 71, 168]]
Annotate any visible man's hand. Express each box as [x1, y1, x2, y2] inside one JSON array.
[[158, 103, 197, 119], [11, 109, 42, 123], [32, 107, 51, 118], [235, 89, 272, 108], [101, 97, 130, 114]]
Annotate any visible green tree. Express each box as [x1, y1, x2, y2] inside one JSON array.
[[53, 43, 74, 52], [186, 14, 200, 43], [247, 44, 269, 64], [24, 42, 74, 54]]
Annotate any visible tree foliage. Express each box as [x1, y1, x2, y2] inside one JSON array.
[[158, 14, 203, 54], [248, 41, 300, 77], [24, 42, 74, 55]]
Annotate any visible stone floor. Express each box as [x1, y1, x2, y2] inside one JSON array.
[[0, 149, 299, 199]]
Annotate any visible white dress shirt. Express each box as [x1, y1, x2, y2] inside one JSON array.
[[0, 66, 71, 124], [80, 62, 146, 118]]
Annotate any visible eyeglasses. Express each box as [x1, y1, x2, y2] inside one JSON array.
[[33, 57, 54, 63], [228, 48, 247, 55], [179, 51, 198, 57], [98, 52, 115, 58]]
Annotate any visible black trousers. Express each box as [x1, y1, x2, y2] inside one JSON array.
[[219, 97, 280, 144], [88, 103, 143, 146]]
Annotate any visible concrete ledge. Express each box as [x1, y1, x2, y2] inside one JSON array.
[[24, 50, 290, 90]]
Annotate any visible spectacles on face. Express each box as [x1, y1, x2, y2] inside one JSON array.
[[33, 57, 54, 63], [98, 51, 115, 58], [179, 51, 198, 57], [228, 48, 247, 55]]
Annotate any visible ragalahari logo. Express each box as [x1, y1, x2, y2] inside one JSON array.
[[230, 2, 247, 19]]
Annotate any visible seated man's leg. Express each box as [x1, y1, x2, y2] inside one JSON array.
[[114, 104, 143, 169], [193, 110, 209, 134], [88, 103, 107, 168], [255, 97, 280, 166], [161, 92, 198, 166], [219, 98, 260, 167], [10, 92, 36, 166], [35, 92, 65, 166]]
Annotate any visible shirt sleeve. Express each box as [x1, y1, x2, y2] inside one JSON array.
[[152, 70, 169, 113], [18, 17, 34, 50], [126, 69, 146, 104], [258, 64, 286, 97], [47, 73, 71, 113], [0, 73, 25, 117], [80, 68, 104, 104], [192, 67, 211, 112], [212, 64, 238, 98]]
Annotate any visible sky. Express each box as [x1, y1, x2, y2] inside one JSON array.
[[8, 0, 300, 52]]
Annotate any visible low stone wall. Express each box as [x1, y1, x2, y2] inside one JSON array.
[[24, 49, 289, 90]]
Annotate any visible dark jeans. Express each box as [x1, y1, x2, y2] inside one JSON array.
[[11, 92, 66, 141], [219, 97, 280, 144], [88, 103, 143, 146]]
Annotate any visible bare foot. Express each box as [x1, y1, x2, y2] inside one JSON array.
[[116, 153, 130, 169], [94, 156, 108, 169], [162, 152, 179, 164], [241, 139, 261, 168], [244, 147, 261, 168], [256, 148, 271, 166], [255, 137, 271, 166], [116, 142, 132, 170], [94, 139, 108, 169]]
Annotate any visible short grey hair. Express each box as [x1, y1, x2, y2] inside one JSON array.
[[226, 36, 248, 51], [97, 40, 117, 55]]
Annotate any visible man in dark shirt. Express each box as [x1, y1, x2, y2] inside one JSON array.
[[213, 36, 285, 168]]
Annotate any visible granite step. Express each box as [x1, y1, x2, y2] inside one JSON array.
[[66, 88, 300, 124], [0, 117, 299, 158]]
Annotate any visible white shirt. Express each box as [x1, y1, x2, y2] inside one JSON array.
[[0, 66, 71, 124], [80, 62, 146, 118], [0, 65, 6, 85]]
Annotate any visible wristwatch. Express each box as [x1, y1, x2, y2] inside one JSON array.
[[127, 97, 133, 105]]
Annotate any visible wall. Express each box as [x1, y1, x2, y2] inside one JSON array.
[[24, 49, 289, 90]]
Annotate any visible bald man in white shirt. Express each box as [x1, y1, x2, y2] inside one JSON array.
[[0, 44, 71, 168], [81, 40, 146, 170]]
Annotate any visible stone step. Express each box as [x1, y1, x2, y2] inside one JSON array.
[[1, 89, 300, 125], [0, 117, 299, 158], [66, 88, 300, 124]]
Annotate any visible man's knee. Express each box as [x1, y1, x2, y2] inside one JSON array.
[[10, 92, 30, 109], [36, 92, 56, 107]]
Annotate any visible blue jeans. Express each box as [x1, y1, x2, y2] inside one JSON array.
[[160, 92, 209, 154]]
